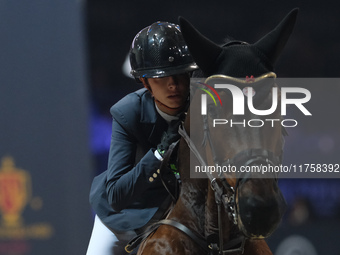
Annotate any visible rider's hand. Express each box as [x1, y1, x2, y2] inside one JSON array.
[[157, 119, 182, 158]]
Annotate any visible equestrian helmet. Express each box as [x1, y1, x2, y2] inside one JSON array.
[[129, 21, 198, 79]]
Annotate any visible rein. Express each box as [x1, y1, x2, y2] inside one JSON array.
[[178, 123, 246, 255]]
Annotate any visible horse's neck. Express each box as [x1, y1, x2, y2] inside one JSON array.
[[172, 102, 224, 237], [168, 179, 207, 236], [175, 122, 207, 228]]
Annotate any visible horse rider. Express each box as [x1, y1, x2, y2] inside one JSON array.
[[86, 21, 198, 255]]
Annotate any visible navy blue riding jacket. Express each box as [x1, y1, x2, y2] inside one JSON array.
[[89, 88, 171, 232]]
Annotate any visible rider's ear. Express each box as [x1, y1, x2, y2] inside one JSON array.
[[140, 78, 153, 95]]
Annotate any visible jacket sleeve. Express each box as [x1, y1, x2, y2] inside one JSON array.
[[105, 106, 163, 212]]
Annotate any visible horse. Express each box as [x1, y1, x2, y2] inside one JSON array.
[[136, 9, 298, 255]]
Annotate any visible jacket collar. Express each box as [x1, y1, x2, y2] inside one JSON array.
[[139, 89, 158, 124]]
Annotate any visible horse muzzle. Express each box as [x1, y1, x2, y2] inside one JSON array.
[[236, 184, 287, 239]]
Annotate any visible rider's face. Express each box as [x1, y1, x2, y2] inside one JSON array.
[[145, 73, 190, 115]]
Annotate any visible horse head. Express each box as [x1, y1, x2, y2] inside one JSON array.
[[179, 9, 298, 240]]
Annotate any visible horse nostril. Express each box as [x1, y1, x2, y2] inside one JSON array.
[[237, 195, 286, 238]]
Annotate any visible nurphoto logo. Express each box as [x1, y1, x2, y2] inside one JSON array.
[[200, 83, 312, 128]]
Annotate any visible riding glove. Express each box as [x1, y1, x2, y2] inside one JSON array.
[[157, 118, 183, 158]]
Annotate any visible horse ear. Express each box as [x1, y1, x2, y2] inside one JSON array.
[[254, 8, 299, 65], [179, 16, 223, 74]]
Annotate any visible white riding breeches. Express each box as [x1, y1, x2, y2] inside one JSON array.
[[86, 215, 137, 255]]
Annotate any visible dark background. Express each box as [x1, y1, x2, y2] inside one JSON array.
[[86, 0, 340, 118]]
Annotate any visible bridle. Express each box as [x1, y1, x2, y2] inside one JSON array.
[[176, 73, 285, 254], [178, 127, 282, 254]]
